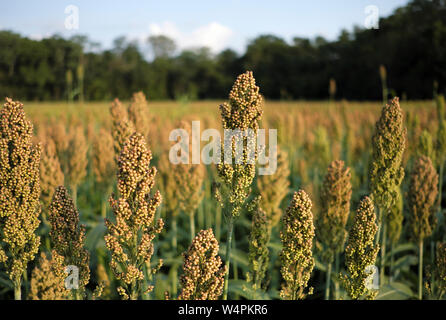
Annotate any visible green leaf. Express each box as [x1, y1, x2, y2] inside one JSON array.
[[0, 273, 13, 290], [314, 258, 327, 272], [376, 282, 415, 300], [392, 255, 418, 271], [85, 221, 106, 251], [228, 280, 271, 300], [219, 247, 249, 269], [385, 243, 417, 260]]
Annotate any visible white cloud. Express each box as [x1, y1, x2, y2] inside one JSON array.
[[148, 21, 233, 53], [29, 33, 52, 41]]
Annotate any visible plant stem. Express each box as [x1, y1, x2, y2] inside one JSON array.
[[71, 184, 77, 208], [232, 231, 239, 300], [22, 270, 29, 299], [14, 279, 21, 300], [172, 217, 178, 296], [325, 261, 332, 300], [380, 221, 387, 285], [216, 205, 222, 243], [190, 212, 195, 242], [389, 242, 394, 282], [419, 239, 424, 300], [101, 198, 107, 218], [223, 217, 234, 300], [130, 284, 138, 300], [198, 202, 204, 231], [172, 216, 177, 251], [334, 253, 340, 300]]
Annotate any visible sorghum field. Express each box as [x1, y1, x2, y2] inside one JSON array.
[[0, 72, 445, 301]]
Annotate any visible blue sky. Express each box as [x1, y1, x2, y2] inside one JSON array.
[[0, 0, 409, 53]]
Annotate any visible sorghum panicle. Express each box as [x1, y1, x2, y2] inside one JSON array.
[[417, 130, 435, 164], [109, 98, 135, 163], [0, 98, 41, 296], [66, 124, 88, 189], [158, 121, 205, 218], [247, 196, 270, 291], [92, 126, 116, 188], [48, 119, 69, 164], [29, 251, 69, 300], [387, 186, 404, 244], [96, 262, 111, 299], [216, 71, 263, 218], [128, 92, 151, 140], [369, 97, 406, 214], [257, 148, 290, 228], [317, 160, 352, 261], [105, 133, 163, 300], [408, 156, 438, 242], [49, 186, 90, 295], [280, 190, 315, 300], [341, 196, 380, 300], [157, 151, 182, 218], [39, 134, 64, 210], [178, 229, 226, 300], [178, 163, 205, 214]]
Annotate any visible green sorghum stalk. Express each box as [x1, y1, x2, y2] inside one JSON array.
[[105, 133, 163, 300], [341, 196, 380, 300], [408, 155, 438, 300], [215, 71, 263, 300], [369, 97, 406, 285], [280, 190, 315, 300], [317, 160, 352, 300], [178, 229, 226, 300], [0, 98, 42, 300], [49, 186, 90, 299], [247, 196, 270, 292]]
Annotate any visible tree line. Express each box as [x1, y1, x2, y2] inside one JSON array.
[[0, 0, 445, 101]]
